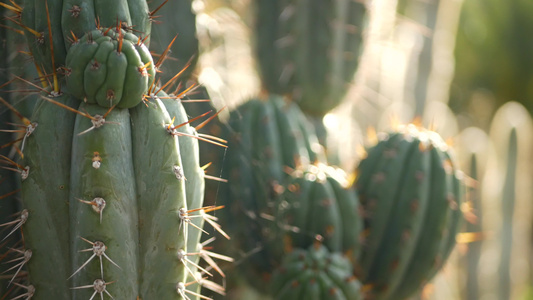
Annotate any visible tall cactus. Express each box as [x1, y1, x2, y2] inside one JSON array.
[[0, 1, 227, 299]]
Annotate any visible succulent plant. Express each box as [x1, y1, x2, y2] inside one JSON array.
[[272, 243, 362, 300], [355, 124, 464, 300]]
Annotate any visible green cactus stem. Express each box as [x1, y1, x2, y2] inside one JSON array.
[[355, 124, 464, 300], [65, 27, 155, 108]]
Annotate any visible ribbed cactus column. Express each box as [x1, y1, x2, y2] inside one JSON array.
[[355, 124, 464, 300]]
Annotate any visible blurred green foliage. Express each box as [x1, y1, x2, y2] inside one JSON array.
[[451, 0, 533, 114]]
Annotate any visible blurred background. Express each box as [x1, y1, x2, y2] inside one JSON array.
[[189, 0, 533, 299]]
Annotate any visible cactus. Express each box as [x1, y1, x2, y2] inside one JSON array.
[[65, 27, 156, 108], [0, 1, 228, 299], [355, 124, 464, 300], [280, 165, 362, 266], [0, 87, 223, 299], [255, 0, 368, 116], [214, 95, 322, 288], [213, 95, 365, 298], [272, 243, 362, 300]]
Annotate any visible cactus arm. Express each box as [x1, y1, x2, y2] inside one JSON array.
[[388, 148, 456, 300], [358, 137, 418, 276], [364, 140, 431, 293], [161, 97, 206, 290], [20, 93, 77, 299], [130, 94, 188, 299], [326, 173, 362, 263], [69, 103, 139, 299], [306, 179, 343, 251]]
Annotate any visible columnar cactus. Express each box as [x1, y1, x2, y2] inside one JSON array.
[[355, 124, 464, 300], [0, 1, 225, 299], [255, 0, 368, 116]]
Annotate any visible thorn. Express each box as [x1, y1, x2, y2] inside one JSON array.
[[177, 249, 212, 281], [178, 208, 208, 236], [167, 110, 211, 133], [203, 175, 228, 183], [77, 197, 106, 224], [176, 281, 212, 300], [0, 189, 20, 201], [149, 0, 170, 19], [0, 154, 29, 179], [69, 238, 121, 280], [2, 249, 31, 286], [71, 279, 115, 300], [0, 95, 31, 125], [9, 282, 35, 300], [173, 83, 197, 99], [13, 75, 49, 94], [0, 2, 21, 14], [194, 106, 226, 131], [160, 59, 192, 94], [198, 238, 233, 278], [44, 0, 59, 93], [117, 24, 124, 53], [154, 34, 178, 72], [0, 210, 28, 242]]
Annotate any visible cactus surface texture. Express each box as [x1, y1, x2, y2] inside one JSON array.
[[355, 124, 464, 300], [255, 0, 367, 116]]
